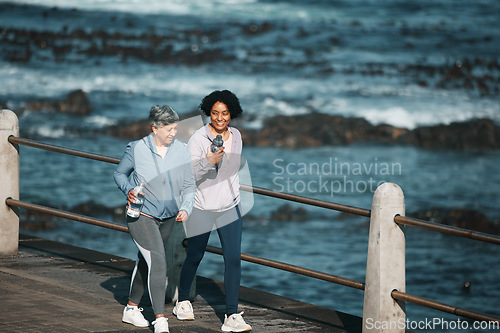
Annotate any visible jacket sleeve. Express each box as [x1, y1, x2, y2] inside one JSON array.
[[178, 149, 196, 215], [113, 143, 135, 197], [187, 132, 216, 182]]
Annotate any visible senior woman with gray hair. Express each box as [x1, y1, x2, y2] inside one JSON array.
[[114, 105, 195, 333]]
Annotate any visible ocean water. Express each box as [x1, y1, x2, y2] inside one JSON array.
[[1, 0, 499, 331]]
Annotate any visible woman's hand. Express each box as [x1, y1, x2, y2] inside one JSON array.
[[127, 188, 137, 206], [176, 210, 188, 222], [206, 146, 224, 165]]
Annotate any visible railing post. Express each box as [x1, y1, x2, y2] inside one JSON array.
[[363, 182, 406, 332], [0, 110, 20, 257]]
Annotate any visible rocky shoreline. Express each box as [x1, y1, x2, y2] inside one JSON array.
[[10, 89, 500, 150], [240, 113, 500, 150], [104, 111, 500, 150]]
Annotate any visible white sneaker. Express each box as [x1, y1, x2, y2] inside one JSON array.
[[172, 300, 195, 320], [152, 316, 170, 333], [221, 312, 252, 332], [122, 306, 149, 327]]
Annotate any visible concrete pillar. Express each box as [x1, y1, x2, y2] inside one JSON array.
[[0, 110, 20, 257], [363, 182, 406, 333], [165, 221, 196, 303]]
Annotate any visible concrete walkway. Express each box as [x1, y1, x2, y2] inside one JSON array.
[[0, 234, 362, 332]]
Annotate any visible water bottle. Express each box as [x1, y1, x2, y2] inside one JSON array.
[[126, 183, 145, 218], [211, 134, 224, 153], [210, 134, 224, 172]]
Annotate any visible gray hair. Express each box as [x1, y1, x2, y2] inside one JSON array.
[[148, 105, 179, 128]]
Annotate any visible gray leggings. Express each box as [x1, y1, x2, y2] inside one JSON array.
[[127, 214, 175, 315]]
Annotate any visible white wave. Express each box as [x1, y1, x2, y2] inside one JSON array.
[[3, 54, 498, 132], [33, 126, 66, 138], [1, 0, 330, 21], [360, 107, 423, 129], [261, 97, 309, 117], [85, 115, 117, 127], [358, 103, 500, 130]]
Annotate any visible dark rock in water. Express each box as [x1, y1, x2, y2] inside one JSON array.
[[104, 110, 202, 141], [413, 118, 500, 150], [105, 119, 151, 140], [19, 209, 59, 231], [71, 201, 125, 222], [270, 204, 308, 222], [19, 216, 58, 231], [412, 208, 500, 234], [102, 111, 500, 150], [20, 219, 57, 231], [242, 203, 309, 223], [240, 113, 413, 148], [60, 89, 92, 115], [240, 113, 500, 150], [18, 201, 126, 230], [23, 89, 92, 115]]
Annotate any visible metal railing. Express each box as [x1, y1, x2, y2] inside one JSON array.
[[394, 214, 500, 245], [4, 133, 500, 328]]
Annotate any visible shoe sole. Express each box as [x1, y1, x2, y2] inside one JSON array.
[[221, 325, 252, 332], [173, 313, 194, 320], [122, 319, 149, 328]]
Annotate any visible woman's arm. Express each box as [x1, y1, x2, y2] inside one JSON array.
[[188, 133, 217, 182], [113, 144, 135, 197], [178, 150, 196, 216]]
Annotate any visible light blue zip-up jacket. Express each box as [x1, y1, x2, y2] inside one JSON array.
[[114, 134, 195, 219]]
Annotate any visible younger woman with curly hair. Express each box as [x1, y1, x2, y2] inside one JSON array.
[[173, 90, 252, 332]]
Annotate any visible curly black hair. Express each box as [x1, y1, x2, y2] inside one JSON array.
[[199, 90, 243, 119]]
